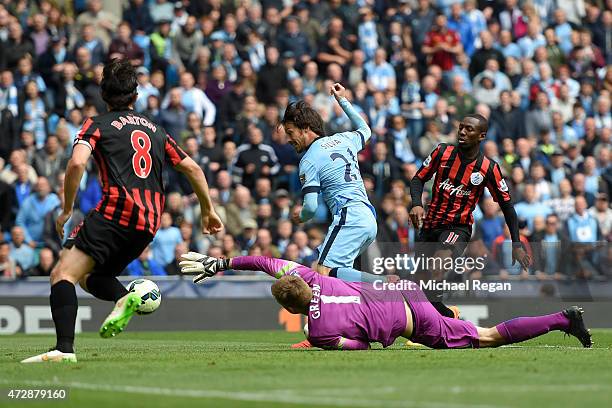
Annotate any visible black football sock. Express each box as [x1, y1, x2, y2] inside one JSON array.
[[50, 280, 78, 353], [86, 274, 129, 302], [431, 301, 456, 318], [423, 280, 456, 318]]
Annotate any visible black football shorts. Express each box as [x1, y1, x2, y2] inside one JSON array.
[[65, 211, 154, 276], [413, 225, 473, 292], [417, 225, 472, 258]]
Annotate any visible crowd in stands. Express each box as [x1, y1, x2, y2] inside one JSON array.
[[0, 0, 610, 281]]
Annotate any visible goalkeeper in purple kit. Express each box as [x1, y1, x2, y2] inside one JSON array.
[[180, 253, 592, 350]]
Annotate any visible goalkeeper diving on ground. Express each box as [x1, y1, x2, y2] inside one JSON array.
[[179, 253, 593, 350]]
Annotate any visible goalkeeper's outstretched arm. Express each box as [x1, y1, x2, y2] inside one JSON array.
[[180, 254, 396, 285], [179, 254, 315, 284], [230, 256, 303, 279]]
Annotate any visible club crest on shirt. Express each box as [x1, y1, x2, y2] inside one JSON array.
[[470, 172, 484, 186], [299, 174, 306, 185], [423, 154, 432, 167]]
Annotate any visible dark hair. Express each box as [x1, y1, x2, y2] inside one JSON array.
[[100, 59, 138, 111], [464, 113, 489, 134], [24, 80, 41, 97], [281, 101, 325, 137]]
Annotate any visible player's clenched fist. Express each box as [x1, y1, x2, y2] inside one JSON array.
[[511, 245, 532, 272], [291, 205, 303, 224], [330, 83, 346, 101], [55, 210, 72, 240], [201, 210, 224, 235], [409, 206, 425, 229]]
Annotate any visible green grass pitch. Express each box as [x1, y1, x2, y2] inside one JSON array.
[[2, 330, 612, 408]]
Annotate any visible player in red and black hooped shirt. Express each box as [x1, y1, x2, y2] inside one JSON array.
[[22, 60, 223, 364], [409, 114, 531, 318]]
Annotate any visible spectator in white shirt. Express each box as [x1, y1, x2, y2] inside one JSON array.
[[162, 71, 216, 126]]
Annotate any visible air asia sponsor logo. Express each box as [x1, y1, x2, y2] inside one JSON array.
[[111, 115, 157, 132], [309, 283, 321, 319], [439, 178, 472, 197]]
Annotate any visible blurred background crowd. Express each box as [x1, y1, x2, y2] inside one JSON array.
[[0, 0, 610, 281]]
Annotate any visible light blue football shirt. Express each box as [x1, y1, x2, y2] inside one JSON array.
[[300, 129, 371, 216]]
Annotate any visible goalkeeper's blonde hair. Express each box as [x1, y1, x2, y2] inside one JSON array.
[[271, 275, 311, 312]]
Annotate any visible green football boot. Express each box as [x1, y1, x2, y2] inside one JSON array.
[[99, 292, 141, 338]]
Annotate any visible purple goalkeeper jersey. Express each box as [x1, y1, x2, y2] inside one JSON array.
[[231, 256, 407, 350]]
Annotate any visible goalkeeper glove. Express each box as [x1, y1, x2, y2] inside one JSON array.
[[179, 252, 230, 284]]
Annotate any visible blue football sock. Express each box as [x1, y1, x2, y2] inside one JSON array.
[[330, 267, 385, 283]]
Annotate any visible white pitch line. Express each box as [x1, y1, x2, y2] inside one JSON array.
[[0, 379, 505, 408], [498, 345, 607, 350], [304, 384, 612, 395], [289, 384, 612, 395], [447, 384, 612, 393]]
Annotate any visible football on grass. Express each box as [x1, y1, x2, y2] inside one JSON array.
[[127, 279, 162, 315]]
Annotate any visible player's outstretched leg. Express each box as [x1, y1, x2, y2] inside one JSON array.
[[561, 306, 593, 347], [81, 273, 129, 302], [431, 301, 460, 319], [21, 248, 95, 363], [417, 244, 461, 319], [88, 273, 140, 338], [481, 306, 592, 348], [329, 267, 394, 283], [99, 292, 141, 338]]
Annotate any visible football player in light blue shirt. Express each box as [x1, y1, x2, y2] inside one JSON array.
[[282, 83, 377, 279]]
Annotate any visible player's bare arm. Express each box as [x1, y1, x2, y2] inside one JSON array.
[[174, 156, 223, 235], [57, 143, 92, 239]]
